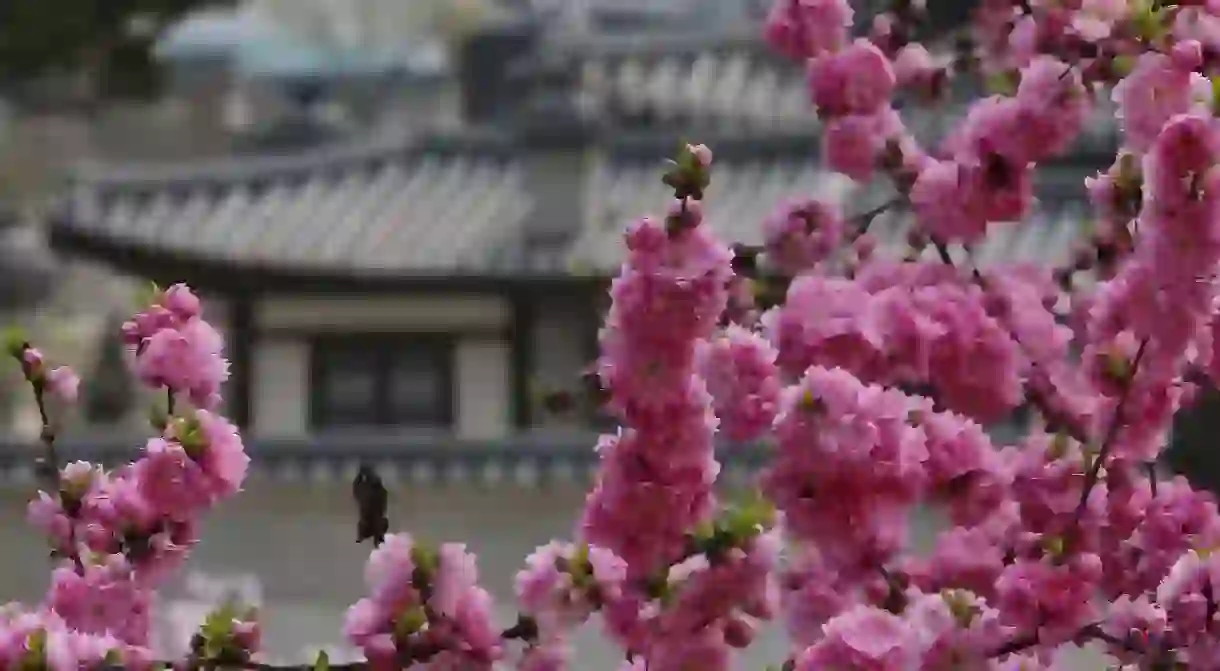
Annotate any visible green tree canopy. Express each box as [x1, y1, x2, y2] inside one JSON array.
[[0, 0, 235, 102]]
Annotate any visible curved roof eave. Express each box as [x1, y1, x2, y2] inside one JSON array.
[[47, 218, 590, 295]]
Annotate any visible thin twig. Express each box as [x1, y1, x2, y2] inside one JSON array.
[[117, 617, 540, 671], [847, 197, 904, 242], [1072, 338, 1149, 523], [22, 350, 85, 575], [990, 621, 1143, 659]]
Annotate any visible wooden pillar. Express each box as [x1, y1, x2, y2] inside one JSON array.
[[229, 297, 254, 431], [509, 291, 534, 430]]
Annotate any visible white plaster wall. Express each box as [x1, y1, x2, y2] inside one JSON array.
[[454, 339, 511, 440], [251, 339, 308, 437]]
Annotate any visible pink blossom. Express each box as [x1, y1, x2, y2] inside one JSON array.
[[433, 542, 479, 617], [1072, 0, 1131, 40], [160, 283, 201, 320], [764, 0, 853, 60], [696, 326, 781, 443], [134, 438, 214, 519], [795, 605, 922, 670], [515, 541, 626, 634], [823, 108, 904, 182], [807, 39, 896, 118], [1113, 52, 1212, 153], [995, 556, 1102, 646], [518, 641, 569, 671], [44, 367, 79, 404], [892, 44, 938, 90], [761, 198, 845, 274], [134, 318, 229, 409]]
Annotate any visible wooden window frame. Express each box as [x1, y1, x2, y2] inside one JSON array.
[[308, 333, 455, 431]]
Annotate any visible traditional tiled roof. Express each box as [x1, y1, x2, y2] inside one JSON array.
[[567, 33, 813, 130], [0, 434, 768, 489], [53, 127, 1102, 283], [53, 132, 536, 279]]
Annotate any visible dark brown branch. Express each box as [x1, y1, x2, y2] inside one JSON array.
[[990, 622, 1144, 659], [13, 342, 85, 575], [100, 618, 540, 671], [848, 197, 904, 242], [1072, 338, 1149, 523]]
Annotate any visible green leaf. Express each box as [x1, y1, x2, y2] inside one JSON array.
[[411, 542, 439, 578], [1042, 534, 1066, 559], [941, 589, 981, 628], [1046, 432, 1071, 460], [313, 650, 331, 671], [1110, 54, 1137, 79], [690, 520, 715, 542], [2, 326, 26, 358], [571, 543, 591, 573], [136, 280, 162, 309], [201, 607, 232, 640], [26, 629, 45, 658], [720, 490, 777, 542], [395, 606, 427, 638], [569, 543, 595, 589], [170, 413, 207, 456], [1104, 349, 1132, 384], [797, 389, 821, 414], [148, 402, 169, 431], [1132, 0, 1169, 42], [985, 70, 1019, 97]]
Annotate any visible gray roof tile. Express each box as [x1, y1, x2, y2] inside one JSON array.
[[56, 126, 1098, 281], [64, 143, 532, 276], [577, 45, 813, 130]]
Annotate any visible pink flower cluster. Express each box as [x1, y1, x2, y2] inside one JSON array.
[[488, 0, 1220, 667], [123, 283, 230, 410], [343, 534, 502, 669], [19, 0, 1220, 669], [0, 284, 252, 669]]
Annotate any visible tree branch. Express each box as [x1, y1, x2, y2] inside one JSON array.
[[1072, 338, 1149, 523]]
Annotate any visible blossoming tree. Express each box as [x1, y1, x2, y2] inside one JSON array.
[[8, 0, 1220, 668]]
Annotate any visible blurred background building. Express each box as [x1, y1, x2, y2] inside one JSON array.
[[0, 0, 1168, 667]]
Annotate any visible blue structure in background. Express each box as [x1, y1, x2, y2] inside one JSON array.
[[154, 7, 445, 83]]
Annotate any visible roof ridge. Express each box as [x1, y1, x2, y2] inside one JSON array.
[[71, 127, 421, 188]]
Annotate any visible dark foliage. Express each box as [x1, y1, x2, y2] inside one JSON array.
[[83, 317, 136, 425], [0, 0, 236, 101]]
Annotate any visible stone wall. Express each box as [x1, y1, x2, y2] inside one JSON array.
[[0, 481, 1109, 668]]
